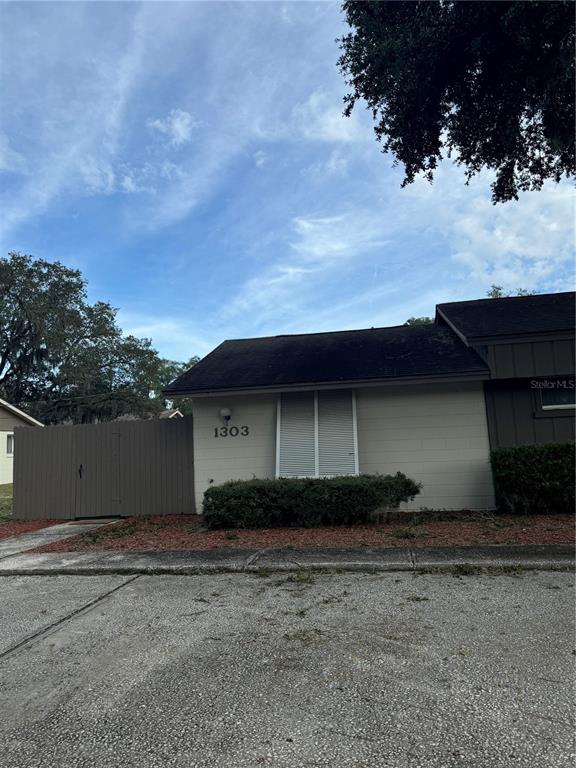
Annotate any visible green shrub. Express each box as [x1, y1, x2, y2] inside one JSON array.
[[490, 443, 575, 515], [203, 473, 421, 530]]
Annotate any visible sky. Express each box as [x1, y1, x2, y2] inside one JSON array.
[[1, 1, 574, 362]]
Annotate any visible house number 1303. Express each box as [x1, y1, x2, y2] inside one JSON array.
[[213, 426, 249, 437]]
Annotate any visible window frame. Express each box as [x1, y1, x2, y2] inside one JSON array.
[[275, 390, 359, 479], [537, 380, 576, 412], [6, 433, 14, 456]]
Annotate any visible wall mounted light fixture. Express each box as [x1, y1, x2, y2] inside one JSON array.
[[219, 407, 232, 424]]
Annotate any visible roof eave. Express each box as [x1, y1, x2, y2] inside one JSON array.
[[164, 369, 490, 398], [436, 308, 575, 346], [0, 397, 44, 427], [461, 330, 575, 345]]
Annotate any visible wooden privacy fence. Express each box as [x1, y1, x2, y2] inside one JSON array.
[[13, 417, 195, 519]]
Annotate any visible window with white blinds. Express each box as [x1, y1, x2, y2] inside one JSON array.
[[276, 390, 358, 478], [277, 392, 316, 477]]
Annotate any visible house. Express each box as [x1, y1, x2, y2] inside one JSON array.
[[0, 398, 43, 484], [159, 408, 184, 419], [165, 292, 574, 513]]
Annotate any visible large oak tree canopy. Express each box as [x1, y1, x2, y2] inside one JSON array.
[[338, 1, 575, 202], [0, 253, 195, 424]]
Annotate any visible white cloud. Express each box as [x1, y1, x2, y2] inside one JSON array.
[[77, 156, 116, 195], [215, 167, 574, 341], [292, 90, 366, 143], [253, 150, 267, 168], [148, 108, 197, 147], [303, 149, 349, 179], [448, 184, 574, 290], [221, 211, 391, 326], [0, 4, 149, 242], [0, 132, 26, 174], [325, 150, 348, 175], [118, 312, 215, 360], [120, 175, 138, 193], [396, 169, 575, 294], [291, 213, 389, 263]]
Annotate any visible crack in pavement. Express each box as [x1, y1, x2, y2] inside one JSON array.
[[244, 548, 270, 568], [0, 575, 140, 661]]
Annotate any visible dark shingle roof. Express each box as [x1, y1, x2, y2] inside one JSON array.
[[164, 325, 488, 395], [437, 292, 575, 341]]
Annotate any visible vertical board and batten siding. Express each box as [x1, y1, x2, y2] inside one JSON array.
[[356, 382, 495, 511], [486, 339, 575, 379], [13, 417, 195, 519], [482, 337, 575, 448], [484, 381, 575, 448]]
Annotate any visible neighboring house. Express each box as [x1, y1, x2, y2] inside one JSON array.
[[159, 409, 184, 419], [164, 291, 575, 513], [109, 409, 184, 422], [0, 398, 43, 484]]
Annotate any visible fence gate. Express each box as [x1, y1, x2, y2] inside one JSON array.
[[13, 417, 195, 519]]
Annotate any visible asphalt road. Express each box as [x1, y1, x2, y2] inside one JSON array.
[[0, 571, 573, 768]]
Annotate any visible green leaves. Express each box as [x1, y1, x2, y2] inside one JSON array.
[[339, 1, 575, 202], [203, 473, 422, 529], [491, 443, 575, 514], [0, 252, 194, 424]]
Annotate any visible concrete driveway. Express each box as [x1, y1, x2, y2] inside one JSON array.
[[0, 571, 573, 768]]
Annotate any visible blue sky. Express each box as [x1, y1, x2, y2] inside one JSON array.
[[1, 1, 573, 362]]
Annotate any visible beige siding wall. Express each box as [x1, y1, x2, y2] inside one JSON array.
[[192, 383, 495, 512], [0, 406, 32, 431], [0, 433, 13, 485], [356, 383, 494, 510], [192, 394, 277, 510], [0, 406, 34, 485]]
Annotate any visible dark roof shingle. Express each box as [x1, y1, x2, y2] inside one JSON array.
[[164, 324, 488, 395], [437, 292, 575, 341]]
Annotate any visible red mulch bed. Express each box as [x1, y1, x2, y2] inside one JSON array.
[[0, 520, 59, 540], [31, 513, 575, 553]]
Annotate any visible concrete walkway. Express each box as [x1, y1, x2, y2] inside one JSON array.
[[0, 520, 119, 561], [0, 543, 572, 575]]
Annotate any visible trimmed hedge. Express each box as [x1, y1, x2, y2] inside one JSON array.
[[203, 473, 421, 529], [491, 442, 575, 515]]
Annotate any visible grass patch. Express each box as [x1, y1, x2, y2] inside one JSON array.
[[0, 483, 13, 521], [75, 516, 171, 546], [406, 594, 430, 602], [286, 571, 316, 585], [449, 563, 527, 577], [252, 567, 273, 578], [393, 526, 417, 539], [493, 564, 526, 576], [283, 628, 323, 646], [224, 531, 240, 541], [78, 521, 138, 545], [480, 518, 514, 533], [393, 525, 427, 540], [450, 563, 483, 576]]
